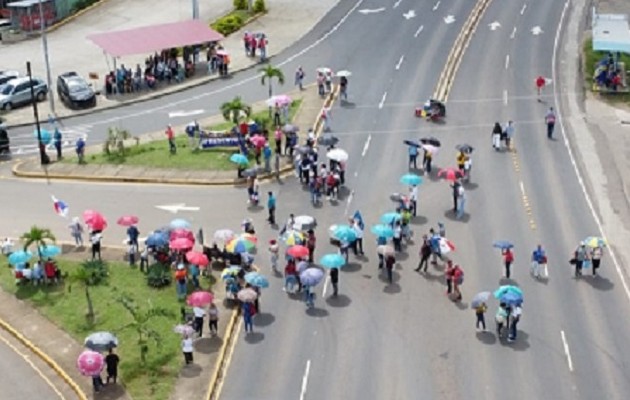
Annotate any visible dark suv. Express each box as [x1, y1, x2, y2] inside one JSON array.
[[57, 72, 96, 109]]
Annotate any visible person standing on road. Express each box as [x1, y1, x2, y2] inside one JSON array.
[[591, 245, 603, 276], [268, 239, 279, 272], [90, 231, 102, 260], [330, 267, 339, 297], [306, 230, 316, 263], [475, 302, 487, 331], [127, 224, 139, 247], [409, 144, 419, 169], [340, 76, 348, 101], [166, 124, 176, 154], [496, 303, 508, 337], [352, 218, 364, 255], [267, 192, 276, 225], [193, 306, 205, 337], [242, 301, 254, 333], [392, 221, 403, 252], [263, 144, 272, 172], [53, 128, 62, 160], [416, 235, 431, 272], [321, 107, 332, 132], [492, 122, 503, 151], [456, 184, 466, 219], [504, 120, 515, 151], [445, 260, 454, 295], [295, 66, 305, 90], [545, 107, 556, 139], [409, 185, 418, 217], [452, 264, 463, 301], [104, 349, 120, 384], [450, 180, 461, 213], [69, 217, 84, 247], [385, 253, 395, 284], [182, 334, 194, 364], [502, 247, 514, 278], [574, 242, 588, 278], [508, 305, 522, 342], [208, 303, 219, 336], [531, 244, 546, 279], [423, 148, 433, 173]]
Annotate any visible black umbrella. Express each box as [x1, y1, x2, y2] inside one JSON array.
[[295, 145, 313, 154], [420, 137, 441, 147], [283, 124, 299, 133], [403, 139, 421, 148], [318, 134, 339, 147], [456, 144, 474, 153]]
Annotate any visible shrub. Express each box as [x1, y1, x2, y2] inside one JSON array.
[[211, 14, 244, 36], [233, 0, 248, 10], [253, 0, 266, 13], [146, 263, 172, 288]]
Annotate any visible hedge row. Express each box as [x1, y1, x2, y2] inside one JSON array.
[[212, 0, 266, 36]]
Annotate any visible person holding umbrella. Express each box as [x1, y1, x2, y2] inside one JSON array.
[[416, 235, 431, 272], [508, 305, 522, 342], [503, 247, 514, 279], [496, 303, 508, 337], [422, 147, 433, 173], [474, 302, 487, 331], [330, 266, 339, 297], [182, 334, 194, 365], [385, 253, 396, 284], [409, 143, 419, 169], [492, 122, 503, 151]]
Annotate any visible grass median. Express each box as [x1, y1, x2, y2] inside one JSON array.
[[71, 99, 301, 171], [0, 257, 212, 400]]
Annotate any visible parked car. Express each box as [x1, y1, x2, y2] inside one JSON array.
[[57, 72, 96, 109], [0, 77, 48, 111], [0, 126, 9, 156], [0, 70, 19, 86]]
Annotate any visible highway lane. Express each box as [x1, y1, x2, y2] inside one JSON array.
[[446, 0, 630, 398]]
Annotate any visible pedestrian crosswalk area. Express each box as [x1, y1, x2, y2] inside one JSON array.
[[9, 124, 91, 157]]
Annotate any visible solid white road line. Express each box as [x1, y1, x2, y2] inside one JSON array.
[[520, 3, 527, 15], [560, 330, 574, 372], [362, 134, 372, 156], [393, 0, 402, 9], [414, 25, 424, 37], [322, 275, 330, 297], [344, 190, 355, 216], [379, 92, 388, 109], [299, 360, 312, 400], [433, 1, 441, 11], [510, 26, 517, 39], [552, 0, 630, 302], [395, 55, 405, 70], [505, 55, 510, 69], [503, 90, 508, 105]]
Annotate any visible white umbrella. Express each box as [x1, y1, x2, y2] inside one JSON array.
[[326, 148, 349, 162], [336, 70, 352, 77], [317, 67, 332, 75], [214, 229, 235, 243], [294, 215, 317, 231], [422, 144, 439, 155]]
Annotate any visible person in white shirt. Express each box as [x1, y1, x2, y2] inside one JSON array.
[[182, 335, 194, 364], [193, 306, 206, 337], [508, 306, 522, 342], [409, 185, 419, 217], [352, 219, 364, 255], [1, 237, 13, 255], [207, 303, 219, 336]]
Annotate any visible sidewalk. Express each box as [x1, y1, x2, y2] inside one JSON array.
[[1, 0, 339, 127], [12, 85, 328, 184]]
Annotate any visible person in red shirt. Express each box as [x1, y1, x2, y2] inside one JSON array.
[[452, 264, 463, 301], [535, 75, 546, 100], [284, 259, 297, 292], [306, 230, 316, 263], [44, 259, 56, 284], [502, 248, 514, 278], [165, 124, 176, 154]]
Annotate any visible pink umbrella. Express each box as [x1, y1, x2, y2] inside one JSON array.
[[250, 135, 266, 148], [117, 215, 139, 227], [76, 350, 104, 376], [170, 237, 194, 250], [287, 245, 310, 258], [170, 229, 194, 242], [186, 291, 214, 307], [186, 251, 209, 267], [83, 210, 107, 231]]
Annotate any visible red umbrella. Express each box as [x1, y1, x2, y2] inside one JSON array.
[[83, 210, 107, 231], [170, 229, 194, 242], [117, 215, 139, 227], [170, 237, 193, 250], [186, 251, 209, 267], [287, 245, 310, 258], [186, 291, 214, 307], [437, 167, 464, 182]]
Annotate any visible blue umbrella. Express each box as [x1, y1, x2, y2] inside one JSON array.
[[230, 153, 249, 165], [8, 250, 32, 266], [471, 291, 491, 309], [493, 285, 523, 299], [244, 272, 269, 288], [400, 173, 423, 186], [39, 245, 61, 258], [300, 268, 325, 286], [380, 212, 402, 224], [371, 224, 394, 238], [320, 253, 346, 269], [499, 291, 523, 306], [493, 240, 514, 250], [170, 219, 191, 230], [333, 225, 357, 242], [33, 128, 52, 145], [146, 231, 169, 247]]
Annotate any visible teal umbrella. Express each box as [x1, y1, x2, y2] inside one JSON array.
[[370, 224, 394, 238], [320, 253, 346, 269], [380, 212, 402, 224], [230, 153, 249, 166], [39, 245, 61, 258], [8, 250, 32, 266], [400, 173, 423, 186], [332, 225, 356, 242]]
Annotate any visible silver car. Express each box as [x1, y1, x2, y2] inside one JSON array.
[[0, 77, 48, 111]]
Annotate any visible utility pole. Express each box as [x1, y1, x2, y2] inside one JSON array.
[[38, 0, 55, 115], [192, 0, 199, 19], [27, 61, 48, 166]]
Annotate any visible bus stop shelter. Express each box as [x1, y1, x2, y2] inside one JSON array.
[[592, 10, 630, 53]]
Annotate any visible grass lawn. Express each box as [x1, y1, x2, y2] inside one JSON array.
[[0, 257, 213, 400], [583, 38, 630, 101], [71, 99, 301, 171]]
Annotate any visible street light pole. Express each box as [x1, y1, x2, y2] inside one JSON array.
[[38, 0, 55, 115], [27, 61, 48, 166], [192, 0, 199, 19]]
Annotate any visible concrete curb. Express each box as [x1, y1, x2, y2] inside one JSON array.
[[0, 317, 88, 400], [205, 309, 239, 400], [47, 0, 111, 34]]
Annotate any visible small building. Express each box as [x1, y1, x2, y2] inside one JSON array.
[[7, 0, 56, 32]]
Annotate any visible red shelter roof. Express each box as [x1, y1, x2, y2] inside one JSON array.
[[87, 20, 224, 57]]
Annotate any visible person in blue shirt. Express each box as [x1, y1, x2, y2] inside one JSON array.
[[408, 144, 419, 169], [263, 144, 272, 172], [267, 192, 276, 225], [76, 137, 86, 164], [53, 128, 62, 160], [126, 225, 139, 246]]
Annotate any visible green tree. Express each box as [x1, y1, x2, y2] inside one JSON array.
[[20, 226, 56, 260], [116, 293, 175, 364], [253, 0, 266, 13], [233, 0, 247, 10], [68, 260, 109, 325], [220, 96, 252, 126], [260, 65, 285, 99]]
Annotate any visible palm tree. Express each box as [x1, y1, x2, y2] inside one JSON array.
[[260, 65, 285, 99], [21, 226, 56, 260], [68, 260, 109, 325], [116, 292, 175, 364], [220, 96, 252, 126]]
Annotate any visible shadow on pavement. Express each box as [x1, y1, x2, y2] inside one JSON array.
[[247, 204, 264, 213], [499, 277, 519, 286], [411, 215, 429, 225], [178, 363, 203, 378], [253, 312, 276, 327], [244, 331, 265, 344], [454, 301, 468, 311], [325, 294, 351, 307], [378, 270, 401, 284], [98, 383, 128, 400], [475, 331, 497, 345], [343, 262, 362, 272], [443, 210, 471, 223], [306, 307, 329, 317], [583, 275, 614, 291], [419, 270, 442, 283], [340, 101, 356, 109], [193, 336, 223, 354], [395, 251, 409, 261], [383, 283, 401, 294], [463, 181, 479, 191], [506, 331, 530, 351]]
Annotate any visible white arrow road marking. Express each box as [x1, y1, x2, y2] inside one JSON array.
[[379, 92, 388, 109], [489, 21, 501, 30], [155, 203, 201, 213], [403, 10, 416, 19], [414, 25, 424, 37], [395, 55, 405, 70], [432, 1, 441, 11], [560, 331, 574, 372], [510, 26, 517, 39], [393, 0, 402, 9], [520, 3, 527, 15], [168, 109, 204, 118], [322, 275, 330, 296], [444, 15, 456, 24], [531, 26, 543, 35], [358, 7, 386, 14]]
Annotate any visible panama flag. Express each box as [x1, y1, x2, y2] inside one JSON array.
[[52, 195, 68, 218]]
